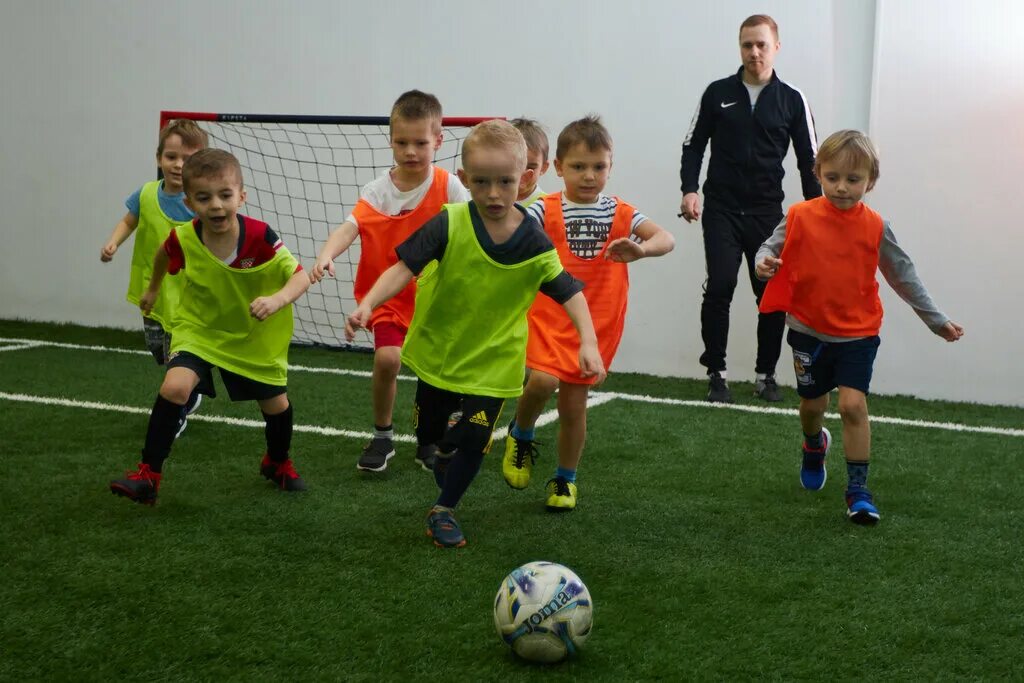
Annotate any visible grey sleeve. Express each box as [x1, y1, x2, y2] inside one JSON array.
[[878, 221, 949, 332], [754, 216, 788, 280]]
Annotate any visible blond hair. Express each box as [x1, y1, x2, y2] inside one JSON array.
[[390, 89, 443, 133], [462, 119, 526, 171], [182, 148, 243, 194], [814, 130, 880, 182], [739, 14, 779, 41], [157, 119, 208, 157], [555, 115, 612, 160], [509, 117, 549, 163]]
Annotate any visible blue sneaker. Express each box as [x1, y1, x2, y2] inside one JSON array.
[[846, 486, 881, 525], [800, 427, 830, 491], [426, 506, 466, 548]]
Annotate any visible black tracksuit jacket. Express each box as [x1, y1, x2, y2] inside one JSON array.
[[680, 67, 821, 215]]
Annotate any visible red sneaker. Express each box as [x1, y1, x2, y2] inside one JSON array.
[[110, 463, 161, 505], [260, 454, 308, 492]]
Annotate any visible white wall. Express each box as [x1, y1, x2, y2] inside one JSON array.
[[868, 0, 1024, 406], [3, 0, 1006, 405]]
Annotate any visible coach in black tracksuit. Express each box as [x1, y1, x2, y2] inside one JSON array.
[[680, 15, 820, 404]]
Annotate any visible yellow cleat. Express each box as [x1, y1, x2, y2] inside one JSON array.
[[544, 476, 577, 512], [502, 432, 539, 490]]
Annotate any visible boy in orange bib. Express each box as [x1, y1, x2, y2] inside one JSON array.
[[501, 116, 675, 511], [756, 130, 963, 525], [311, 90, 469, 473]]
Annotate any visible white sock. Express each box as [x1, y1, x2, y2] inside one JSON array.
[[756, 373, 768, 382]]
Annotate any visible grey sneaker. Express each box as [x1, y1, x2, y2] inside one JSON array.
[[707, 372, 733, 403], [415, 444, 438, 472], [357, 437, 395, 472], [754, 375, 783, 402]]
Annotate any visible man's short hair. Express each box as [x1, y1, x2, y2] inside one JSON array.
[[462, 119, 526, 171], [509, 118, 550, 163], [157, 119, 209, 157], [390, 89, 443, 132], [182, 148, 244, 194], [739, 14, 779, 41], [814, 130, 881, 182], [555, 115, 612, 160]]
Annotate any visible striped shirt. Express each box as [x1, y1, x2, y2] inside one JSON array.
[[526, 194, 647, 259]]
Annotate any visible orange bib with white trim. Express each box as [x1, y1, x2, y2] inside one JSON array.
[[526, 192, 632, 384]]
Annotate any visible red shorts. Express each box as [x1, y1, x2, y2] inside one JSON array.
[[373, 321, 407, 349]]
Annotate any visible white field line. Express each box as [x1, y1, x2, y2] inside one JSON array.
[[0, 391, 418, 442], [0, 337, 416, 382], [0, 344, 40, 353], [597, 391, 1024, 438], [2, 336, 1020, 438]]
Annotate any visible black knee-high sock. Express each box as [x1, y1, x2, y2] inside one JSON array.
[[436, 449, 485, 509], [141, 395, 186, 473], [263, 404, 293, 463]]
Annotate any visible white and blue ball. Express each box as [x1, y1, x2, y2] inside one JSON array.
[[493, 561, 593, 663]]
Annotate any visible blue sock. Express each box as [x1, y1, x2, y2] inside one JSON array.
[[847, 460, 870, 489], [804, 430, 824, 450], [510, 421, 535, 442], [556, 466, 577, 483], [437, 449, 485, 508]]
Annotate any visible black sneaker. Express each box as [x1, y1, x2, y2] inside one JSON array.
[[753, 375, 783, 402], [707, 372, 733, 403], [415, 444, 438, 472], [357, 437, 395, 472]]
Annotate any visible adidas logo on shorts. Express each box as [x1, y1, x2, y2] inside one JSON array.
[[468, 410, 490, 427]]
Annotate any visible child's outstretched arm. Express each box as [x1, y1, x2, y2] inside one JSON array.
[[251, 269, 311, 321], [605, 219, 675, 263], [139, 247, 169, 315], [310, 221, 359, 283], [100, 212, 139, 262], [755, 217, 788, 280], [344, 261, 414, 341], [877, 223, 964, 342], [560, 292, 607, 384]]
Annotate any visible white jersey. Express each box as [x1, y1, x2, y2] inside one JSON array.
[[346, 166, 470, 227]]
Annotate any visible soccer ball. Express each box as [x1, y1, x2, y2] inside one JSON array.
[[493, 561, 593, 663]]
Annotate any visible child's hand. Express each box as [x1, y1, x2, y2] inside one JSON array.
[[139, 290, 157, 315], [310, 258, 335, 284], [938, 321, 964, 342], [756, 256, 782, 279], [604, 237, 646, 263], [345, 305, 372, 341], [578, 343, 607, 385], [100, 241, 118, 262], [250, 294, 284, 321]]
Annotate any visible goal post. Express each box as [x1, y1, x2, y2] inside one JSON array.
[[159, 110, 495, 350]]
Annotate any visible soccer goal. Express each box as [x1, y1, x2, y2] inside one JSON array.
[[159, 111, 493, 350]]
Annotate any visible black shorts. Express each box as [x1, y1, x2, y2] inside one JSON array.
[[787, 329, 880, 399], [166, 351, 287, 402], [413, 380, 505, 456]]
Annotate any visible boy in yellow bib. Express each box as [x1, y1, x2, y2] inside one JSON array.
[[110, 149, 311, 505], [101, 119, 208, 433], [346, 120, 605, 548]]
